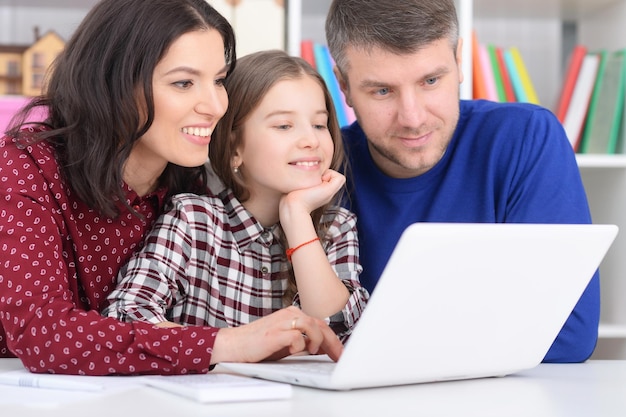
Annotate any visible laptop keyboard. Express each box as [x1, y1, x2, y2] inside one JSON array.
[[270, 360, 336, 375]]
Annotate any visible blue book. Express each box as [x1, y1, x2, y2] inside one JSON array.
[[312, 43, 349, 127], [503, 48, 528, 103]]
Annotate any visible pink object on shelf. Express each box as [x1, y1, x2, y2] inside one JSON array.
[[0, 96, 47, 134]]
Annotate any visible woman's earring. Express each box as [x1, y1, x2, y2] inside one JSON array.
[[233, 166, 239, 174]]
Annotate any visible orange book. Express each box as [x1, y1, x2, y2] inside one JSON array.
[[471, 31, 488, 100], [555, 44, 588, 123]]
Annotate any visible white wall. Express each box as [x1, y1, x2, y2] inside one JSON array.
[[0, 6, 90, 44]]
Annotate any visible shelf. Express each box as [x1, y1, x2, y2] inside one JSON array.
[[474, 0, 622, 20], [576, 154, 626, 168], [599, 323, 626, 339]]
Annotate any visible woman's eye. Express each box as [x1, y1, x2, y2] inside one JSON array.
[[173, 80, 193, 89], [313, 124, 327, 130]]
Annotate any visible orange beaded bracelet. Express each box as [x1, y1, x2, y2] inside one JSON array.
[[286, 237, 320, 261]]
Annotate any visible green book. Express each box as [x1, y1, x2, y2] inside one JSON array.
[[579, 50, 626, 154], [487, 44, 506, 102]]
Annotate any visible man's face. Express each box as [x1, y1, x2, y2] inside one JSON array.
[[338, 38, 463, 178]]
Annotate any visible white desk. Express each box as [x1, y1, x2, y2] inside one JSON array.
[[1, 358, 625, 417]]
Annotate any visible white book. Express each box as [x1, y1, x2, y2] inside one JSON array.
[[143, 372, 292, 403], [562, 53, 601, 150]]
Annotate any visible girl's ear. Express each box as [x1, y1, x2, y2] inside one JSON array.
[[231, 148, 243, 171]]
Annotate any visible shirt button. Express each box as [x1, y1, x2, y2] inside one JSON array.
[[261, 266, 269, 274]]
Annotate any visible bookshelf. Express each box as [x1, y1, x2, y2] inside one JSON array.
[[290, 0, 626, 360], [471, 0, 626, 361]]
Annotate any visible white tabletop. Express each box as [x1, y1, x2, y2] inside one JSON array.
[[1, 358, 626, 417]]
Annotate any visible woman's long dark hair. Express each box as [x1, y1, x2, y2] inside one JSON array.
[[5, 0, 236, 217]]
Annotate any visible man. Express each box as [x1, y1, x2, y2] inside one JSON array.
[[325, 0, 598, 362]]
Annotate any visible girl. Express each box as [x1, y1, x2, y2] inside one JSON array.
[[102, 50, 369, 362]]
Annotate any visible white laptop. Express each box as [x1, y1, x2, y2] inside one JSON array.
[[220, 223, 618, 390]]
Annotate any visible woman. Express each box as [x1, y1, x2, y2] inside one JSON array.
[[0, 0, 341, 376]]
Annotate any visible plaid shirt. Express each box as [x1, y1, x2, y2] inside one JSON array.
[[102, 189, 369, 340]]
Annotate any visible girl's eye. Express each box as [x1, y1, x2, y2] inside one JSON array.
[[276, 124, 291, 130], [313, 124, 327, 130], [215, 77, 226, 87]]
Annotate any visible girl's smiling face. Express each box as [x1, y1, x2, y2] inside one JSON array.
[[233, 75, 334, 204]]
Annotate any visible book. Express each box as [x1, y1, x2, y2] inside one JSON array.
[[143, 372, 292, 403], [479, 43, 498, 101], [555, 44, 588, 123], [617, 106, 626, 154], [562, 52, 602, 151], [579, 50, 626, 154], [503, 48, 527, 103], [471, 31, 489, 100], [495, 46, 516, 102], [505, 47, 540, 104], [313, 43, 349, 126], [300, 39, 316, 68], [488, 44, 506, 102]]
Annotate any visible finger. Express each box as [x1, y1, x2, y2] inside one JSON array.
[[305, 320, 342, 361], [319, 331, 343, 362], [297, 318, 334, 357]]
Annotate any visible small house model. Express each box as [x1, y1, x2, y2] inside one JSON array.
[[0, 28, 65, 97]]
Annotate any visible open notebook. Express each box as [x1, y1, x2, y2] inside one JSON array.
[[220, 223, 618, 390]]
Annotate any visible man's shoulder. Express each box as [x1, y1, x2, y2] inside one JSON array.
[[461, 99, 555, 123], [341, 122, 370, 162]]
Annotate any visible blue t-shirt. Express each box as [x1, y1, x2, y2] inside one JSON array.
[[342, 99, 598, 363]]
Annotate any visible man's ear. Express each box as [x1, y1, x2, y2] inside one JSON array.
[[334, 66, 352, 107], [456, 37, 464, 85]]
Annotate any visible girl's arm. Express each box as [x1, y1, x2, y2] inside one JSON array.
[[279, 170, 353, 319]]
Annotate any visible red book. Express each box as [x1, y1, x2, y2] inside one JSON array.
[[300, 39, 316, 69], [495, 46, 516, 102], [555, 45, 588, 123]]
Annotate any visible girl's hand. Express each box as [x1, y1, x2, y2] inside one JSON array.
[[279, 169, 345, 219]]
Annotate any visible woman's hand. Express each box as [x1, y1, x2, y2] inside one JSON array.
[[210, 306, 343, 364]]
